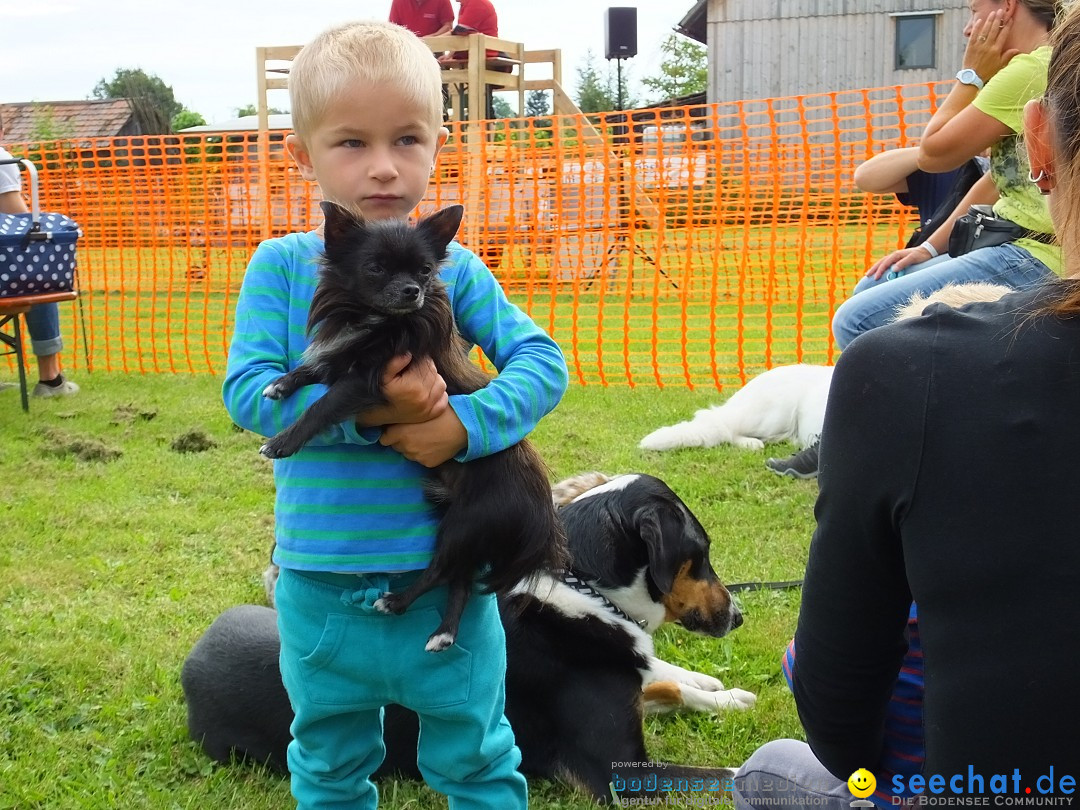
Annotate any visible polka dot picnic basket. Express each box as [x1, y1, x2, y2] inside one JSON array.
[[0, 158, 81, 298]]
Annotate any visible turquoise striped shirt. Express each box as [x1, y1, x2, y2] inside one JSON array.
[[223, 230, 568, 573]]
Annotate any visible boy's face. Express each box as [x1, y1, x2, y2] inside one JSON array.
[[287, 81, 448, 222]]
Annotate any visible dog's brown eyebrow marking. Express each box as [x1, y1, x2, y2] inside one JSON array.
[[663, 562, 730, 622], [642, 681, 683, 707]]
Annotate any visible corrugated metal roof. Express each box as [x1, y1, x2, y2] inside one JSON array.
[[1, 99, 138, 143], [677, 0, 707, 43]]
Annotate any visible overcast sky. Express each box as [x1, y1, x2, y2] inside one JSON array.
[[5, 1, 690, 123]]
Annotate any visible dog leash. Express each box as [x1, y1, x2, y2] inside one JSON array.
[[559, 569, 649, 629], [726, 579, 804, 594]]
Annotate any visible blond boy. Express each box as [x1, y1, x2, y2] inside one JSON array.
[[222, 20, 567, 810]]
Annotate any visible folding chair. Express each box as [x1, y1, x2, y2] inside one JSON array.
[[0, 290, 78, 411]]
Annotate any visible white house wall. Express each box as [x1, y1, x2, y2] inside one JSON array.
[[707, 0, 969, 102]]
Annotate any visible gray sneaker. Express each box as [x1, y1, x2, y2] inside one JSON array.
[[32, 378, 80, 398], [765, 438, 820, 479]]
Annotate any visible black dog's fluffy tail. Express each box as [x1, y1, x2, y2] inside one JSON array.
[[427, 441, 568, 594]]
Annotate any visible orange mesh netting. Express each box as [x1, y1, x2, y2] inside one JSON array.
[[6, 81, 947, 390]]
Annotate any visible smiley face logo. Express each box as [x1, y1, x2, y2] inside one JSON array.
[[848, 768, 876, 798]]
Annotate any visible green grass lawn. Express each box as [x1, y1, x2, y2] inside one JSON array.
[[0, 373, 818, 809]]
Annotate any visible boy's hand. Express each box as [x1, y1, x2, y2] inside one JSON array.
[[357, 354, 448, 427], [379, 408, 467, 468]]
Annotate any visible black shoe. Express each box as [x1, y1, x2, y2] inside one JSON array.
[[765, 438, 820, 479]]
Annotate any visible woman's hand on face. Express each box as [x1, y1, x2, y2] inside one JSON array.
[[963, 8, 1021, 83]]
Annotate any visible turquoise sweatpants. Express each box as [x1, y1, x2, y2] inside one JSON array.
[[274, 567, 528, 810]]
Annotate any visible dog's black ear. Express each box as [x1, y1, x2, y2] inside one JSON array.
[[636, 504, 681, 595], [321, 201, 365, 248], [417, 205, 464, 252]]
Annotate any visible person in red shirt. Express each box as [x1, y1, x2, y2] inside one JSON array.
[[454, 0, 498, 37], [439, 0, 508, 119], [390, 0, 455, 117], [389, 0, 454, 37], [448, 0, 505, 63]]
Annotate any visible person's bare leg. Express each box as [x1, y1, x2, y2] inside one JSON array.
[[36, 353, 61, 382]]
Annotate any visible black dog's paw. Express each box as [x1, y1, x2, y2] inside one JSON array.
[[425, 631, 455, 653], [374, 594, 406, 615], [260, 437, 295, 459], [262, 380, 289, 400]]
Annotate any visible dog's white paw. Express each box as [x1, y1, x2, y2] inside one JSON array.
[[682, 671, 726, 692], [715, 688, 757, 711], [732, 436, 765, 450], [372, 596, 394, 615], [262, 381, 286, 400], [425, 632, 455, 652]]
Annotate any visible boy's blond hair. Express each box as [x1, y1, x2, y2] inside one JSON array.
[[289, 20, 443, 143]]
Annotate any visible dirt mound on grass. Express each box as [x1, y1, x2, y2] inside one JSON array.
[[39, 429, 123, 463], [171, 430, 218, 454], [111, 404, 158, 425]]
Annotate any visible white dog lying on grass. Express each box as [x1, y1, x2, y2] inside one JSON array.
[[639, 282, 1014, 453], [639, 363, 832, 452]]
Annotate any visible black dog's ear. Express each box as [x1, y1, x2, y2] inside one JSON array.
[[636, 504, 681, 595], [417, 205, 464, 253], [321, 201, 365, 248]]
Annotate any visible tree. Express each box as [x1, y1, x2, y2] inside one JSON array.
[[574, 50, 616, 113], [171, 109, 206, 132], [524, 90, 550, 119], [28, 104, 74, 143], [641, 34, 707, 104], [574, 50, 637, 113], [234, 104, 287, 117], [24, 104, 76, 170], [491, 96, 515, 119], [92, 68, 183, 134]]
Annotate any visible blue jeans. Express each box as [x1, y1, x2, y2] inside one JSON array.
[[24, 303, 62, 357], [831, 243, 1055, 350], [274, 568, 527, 810]]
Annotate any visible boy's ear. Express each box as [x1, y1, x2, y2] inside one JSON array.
[[285, 134, 316, 182], [418, 205, 464, 251], [321, 201, 365, 246]]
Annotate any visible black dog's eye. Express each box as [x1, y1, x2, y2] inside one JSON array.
[[366, 263, 385, 275], [419, 263, 435, 277]]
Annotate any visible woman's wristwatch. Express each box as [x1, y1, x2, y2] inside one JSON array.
[[956, 68, 985, 89]]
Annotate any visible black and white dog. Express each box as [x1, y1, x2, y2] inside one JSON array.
[[182, 473, 754, 802]]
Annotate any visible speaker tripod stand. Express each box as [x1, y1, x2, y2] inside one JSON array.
[[580, 225, 679, 293]]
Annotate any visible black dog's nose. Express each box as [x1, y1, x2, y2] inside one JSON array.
[[402, 284, 420, 301]]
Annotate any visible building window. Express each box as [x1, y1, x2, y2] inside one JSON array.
[[895, 15, 936, 69]]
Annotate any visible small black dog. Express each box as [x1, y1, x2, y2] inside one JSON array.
[[259, 203, 565, 650]]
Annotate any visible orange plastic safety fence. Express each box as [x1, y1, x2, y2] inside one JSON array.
[[5, 81, 948, 390]]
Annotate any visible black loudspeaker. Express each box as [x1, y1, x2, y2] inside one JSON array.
[[605, 7, 637, 59]]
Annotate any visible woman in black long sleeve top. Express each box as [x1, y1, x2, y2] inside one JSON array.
[[792, 2, 1080, 793]]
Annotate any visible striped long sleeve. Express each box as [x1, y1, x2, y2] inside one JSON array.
[[222, 230, 568, 572]]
